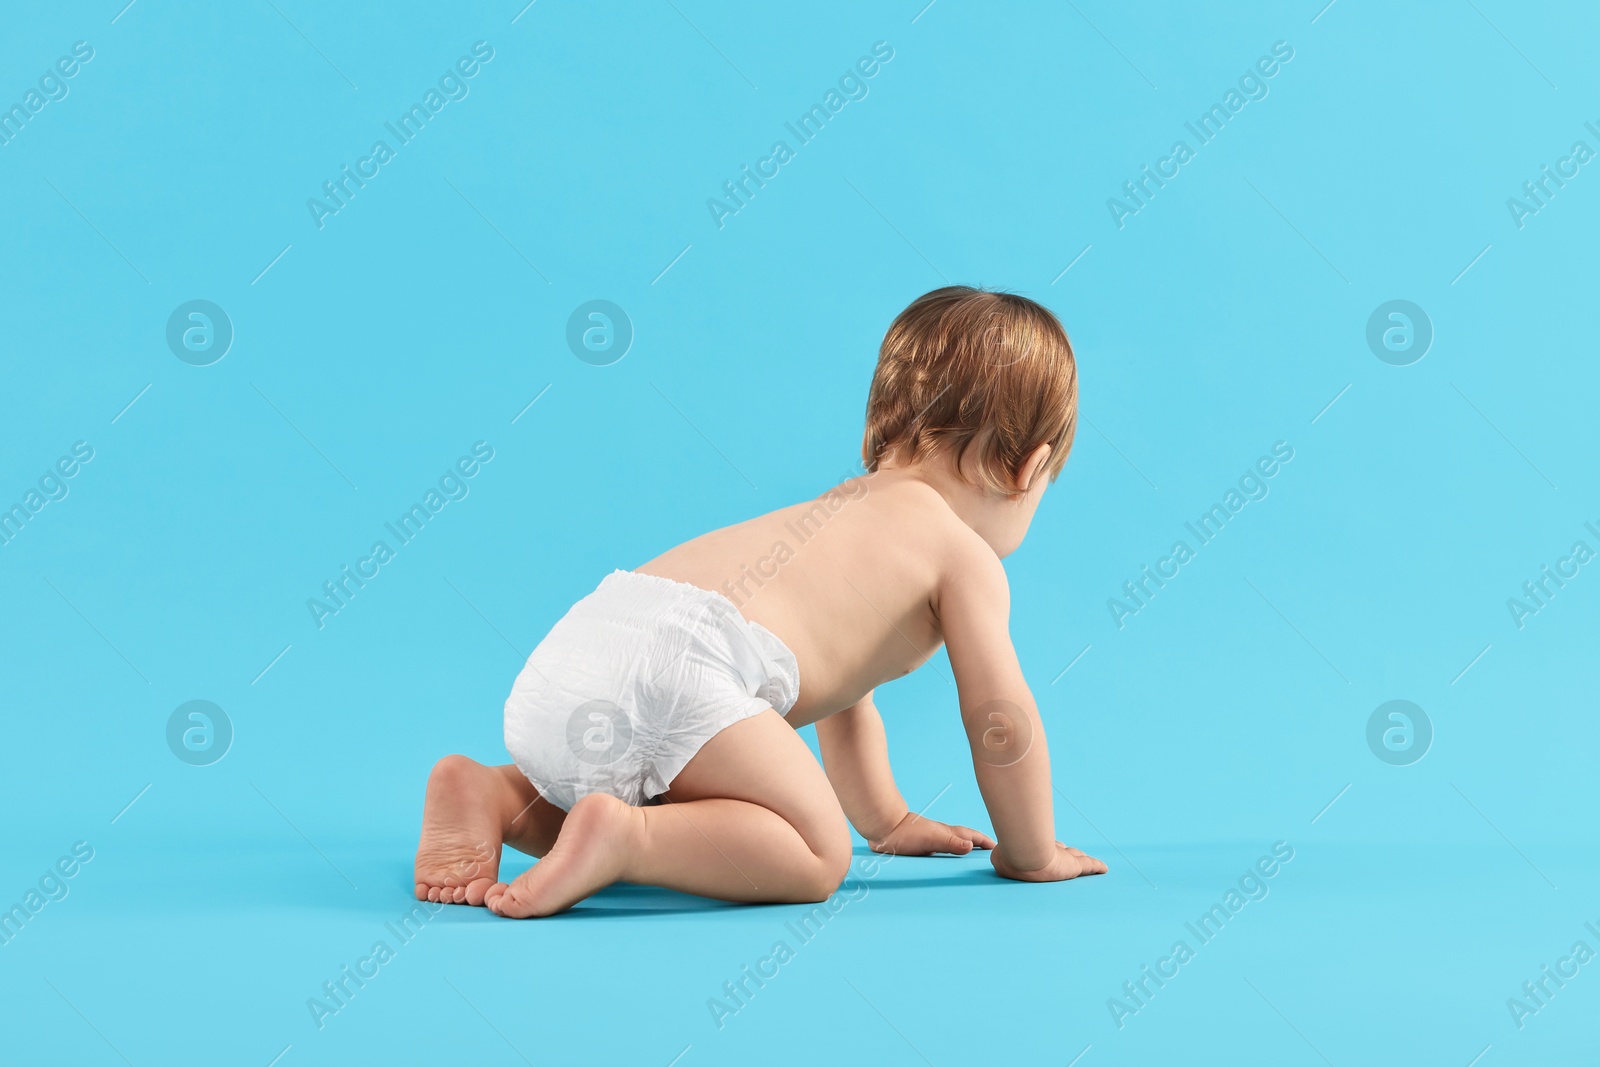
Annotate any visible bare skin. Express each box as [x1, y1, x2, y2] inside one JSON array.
[[486, 711, 851, 916], [413, 757, 561, 905], [415, 446, 1106, 913]]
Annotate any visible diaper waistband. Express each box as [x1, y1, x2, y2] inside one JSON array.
[[601, 570, 801, 715]]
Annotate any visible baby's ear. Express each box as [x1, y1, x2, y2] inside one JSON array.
[[1015, 444, 1052, 493]]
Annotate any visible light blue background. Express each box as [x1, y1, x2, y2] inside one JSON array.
[[2, 1, 1596, 1064]]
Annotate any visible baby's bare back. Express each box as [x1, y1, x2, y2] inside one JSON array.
[[636, 471, 975, 726]]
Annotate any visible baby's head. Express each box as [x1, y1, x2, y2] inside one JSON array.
[[863, 286, 1077, 502]]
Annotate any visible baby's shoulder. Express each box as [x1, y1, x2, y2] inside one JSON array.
[[867, 480, 1002, 581]]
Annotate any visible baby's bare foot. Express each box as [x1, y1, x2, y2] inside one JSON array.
[[415, 755, 505, 906], [485, 793, 637, 918]]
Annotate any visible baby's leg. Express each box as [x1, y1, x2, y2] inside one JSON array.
[[485, 711, 851, 917], [414, 756, 566, 905]]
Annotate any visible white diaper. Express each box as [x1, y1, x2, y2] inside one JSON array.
[[503, 570, 801, 810]]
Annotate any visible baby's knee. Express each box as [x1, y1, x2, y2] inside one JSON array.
[[820, 849, 852, 899], [797, 831, 852, 902]]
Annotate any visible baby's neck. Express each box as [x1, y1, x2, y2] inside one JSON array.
[[875, 460, 1027, 558]]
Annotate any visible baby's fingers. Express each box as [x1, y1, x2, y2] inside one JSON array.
[[1064, 846, 1108, 876], [936, 826, 975, 855], [951, 825, 996, 850]]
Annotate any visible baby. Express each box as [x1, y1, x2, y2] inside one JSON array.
[[415, 285, 1106, 917]]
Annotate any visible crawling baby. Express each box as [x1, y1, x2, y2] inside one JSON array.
[[415, 285, 1106, 917]]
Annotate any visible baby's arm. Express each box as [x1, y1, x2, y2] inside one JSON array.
[[816, 692, 995, 856], [939, 542, 1106, 881]]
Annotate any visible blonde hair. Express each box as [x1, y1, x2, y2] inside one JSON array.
[[863, 286, 1077, 493]]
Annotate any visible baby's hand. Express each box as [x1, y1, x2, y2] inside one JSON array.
[[991, 842, 1108, 882], [869, 812, 996, 857]]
